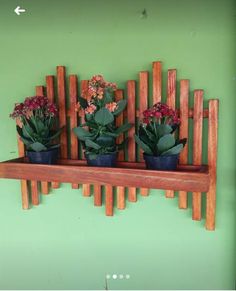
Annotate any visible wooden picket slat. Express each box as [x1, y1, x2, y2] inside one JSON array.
[[206, 99, 219, 230], [69, 75, 79, 189], [105, 185, 113, 216], [152, 61, 162, 104], [31, 180, 39, 205], [115, 89, 125, 209], [178, 80, 189, 209], [17, 137, 29, 209], [94, 185, 102, 206], [127, 80, 137, 202], [46, 76, 59, 189], [192, 90, 203, 220], [57, 66, 68, 159], [80, 80, 91, 197], [166, 69, 177, 198], [35, 85, 49, 195], [139, 71, 149, 196]]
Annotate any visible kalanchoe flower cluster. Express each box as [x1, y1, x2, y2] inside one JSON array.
[[10, 96, 58, 120], [10, 96, 62, 152], [142, 102, 180, 125], [76, 75, 117, 114]]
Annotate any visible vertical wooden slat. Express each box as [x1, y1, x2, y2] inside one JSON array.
[[127, 80, 137, 202], [69, 75, 79, 189], [80, 80, 91, 197], [35, 85, 49, 195], [46, 76, 59, 189], [115, 89, 125, 209], [152, 61, 162, 104], [17, 137, 29, 209], [105, 185, 113, 216], [178, 80, 189, 209], [57, 66, 68, 159], [192, 90, 203, 220], [139, 71, 149, 196], [94, 185, 102, 206], [31, 180, 39, 205], [206, 99, 219, 230], [166, 69, 177, 198]]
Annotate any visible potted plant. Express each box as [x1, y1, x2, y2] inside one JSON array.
[[135, 102, 187, 170], [73, 75, 132, 167], [10, 96, 63, 164]]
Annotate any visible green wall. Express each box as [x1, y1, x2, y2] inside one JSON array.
[[0, 0, 235, 289]]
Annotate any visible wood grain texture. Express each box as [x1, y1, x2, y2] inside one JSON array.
[[152, 61, 162, 104], [206, 99, 219, 230], [80, 80, 91, 197], [46, 75, 60, 189], [105, 185, 113, 216], [115, 89, 125, 209], [31, 180, 39, 205], [17, 137, 29, 209], [192, 90, 203, 220], [166, 69, 177, 198], [69, 75, 79, 189], [36, 85, 49, 195], [94, 184, 102, 206], [178, 80, 189, 209], [57, 66, 67, 159], [139, 72, 149, 197], [127, 81, 137, 202], [0, 160, 210, 193]]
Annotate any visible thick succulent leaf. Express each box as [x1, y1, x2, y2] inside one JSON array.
[[85, 139, 101, 150], [140, 125, 156, 142], [157, 134, 175, 152], [73, 126, 94, 141], [94, 108, 114, 125], [22, 124, 34, 140], [114, 122, 133, 135], [103, 89, 114, 104], [29, 142, 47, 152], [78, 96, 88, 109], [85, 113, 94, 122], [103, 131, 119, 138], [48, 127, 64, 140], [96, 135, 115, 147], [113, 100, 127, 116], [48, 144, 60, 149], [135, 135, 153, 155], [161, 143, 183, 156], [156, 124, 173, 137]]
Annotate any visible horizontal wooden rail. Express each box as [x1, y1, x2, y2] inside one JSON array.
[[0, 158, 209, 193]]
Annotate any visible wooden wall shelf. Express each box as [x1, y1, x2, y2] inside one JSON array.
[[0, 61, 219, 231], [0, 158, 209, 193]]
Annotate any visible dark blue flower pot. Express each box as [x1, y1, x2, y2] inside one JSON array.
[[86, 152, 117, 167], [143, 153, 179, 171], [26, 147, 59, 164]]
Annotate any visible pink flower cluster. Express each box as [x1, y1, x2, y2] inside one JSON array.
[[10, 96, 58, 119], [142, 102, 180, 125], [82, 75, 117, 101]]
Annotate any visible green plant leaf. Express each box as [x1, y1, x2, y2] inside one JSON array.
[[113, 100, 127, 116], [29, 142, 47, 152], [85, 139, 101, 150], [96, 135, 115, 147], [156, 124, 173, 137], [94, 108, 114, 125], [161, 143, 183, 156], [103, 89, 114, 104], [78, 96, 88, 109], [114, 122, 133, 135], [48, 127, 64, 140], [103, 131, 119, 138], [157, 134, 175, 152], [135, 135, 153, 155], [22, 124, 34, 140], [73, 126, 94, 141]]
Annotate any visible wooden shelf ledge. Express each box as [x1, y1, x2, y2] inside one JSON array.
[[0, 158, 209, 192]]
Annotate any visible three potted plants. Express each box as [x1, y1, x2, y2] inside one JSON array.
[[10, 96, 63, 164], [73, 75, 132, 167], [135, 102, 187, 170]]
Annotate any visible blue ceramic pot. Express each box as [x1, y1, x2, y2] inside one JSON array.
[[143, 153, 179, 171], [27, 147, 59, 164], [86, 152, 117, 167]]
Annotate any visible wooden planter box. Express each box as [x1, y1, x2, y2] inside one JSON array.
[[0, 61, 219, 231]]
